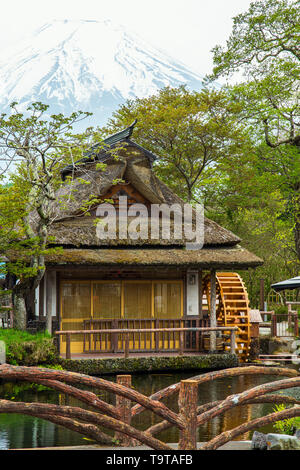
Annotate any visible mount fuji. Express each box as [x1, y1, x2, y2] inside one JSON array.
[[0, 19, 204, 129]]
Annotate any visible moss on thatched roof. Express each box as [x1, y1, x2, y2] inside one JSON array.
[[43, 246, 263, 269], [47, 212, 240, 248]]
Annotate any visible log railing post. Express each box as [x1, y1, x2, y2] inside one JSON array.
[[124, 334, 129, 359], [294, 312, 299, 337], [259, 278, 265, 312], [210, 269, 217, 351], [66, 333, 71, 360], [230, 329, 236, 354], [288, 311, 292, 331], [178, 379, 198, 450], [271, 313, 277, 337], [179, 331, 184, 356], [112, 320, 118, 353], [115, 375, 138, 446], [155, 319, 159, 352]]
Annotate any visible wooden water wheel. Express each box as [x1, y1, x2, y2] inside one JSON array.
[[202, 272, 251, 362]]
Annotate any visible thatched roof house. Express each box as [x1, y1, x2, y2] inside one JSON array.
[[33, 121, 263, 357]]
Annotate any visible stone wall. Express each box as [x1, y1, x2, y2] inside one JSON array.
[[59, 353, 239, 375]]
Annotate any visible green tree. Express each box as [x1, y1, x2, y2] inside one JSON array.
[[0, 102, 92, 330], [202, 152, 297, 302], [100, 86, 249, 203], [207, 0, 300, 261]]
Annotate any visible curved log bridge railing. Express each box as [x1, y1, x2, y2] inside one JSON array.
[[0, 364, 300, 450], [55, 326, 239, 359]]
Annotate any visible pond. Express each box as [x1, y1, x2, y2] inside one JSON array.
[[0, 367, 299, 449]]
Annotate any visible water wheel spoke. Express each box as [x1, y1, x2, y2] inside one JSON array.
[[203, 272, 251, 362]]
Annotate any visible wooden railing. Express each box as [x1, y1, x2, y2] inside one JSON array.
[[287, 302, 300, 310], [271, 312, 299, 337], [55, 326, 238, 360], [81, 317, 210, 354], [0, 364, 299, 450], [259, 310, 274, 323], [0, 308, 13, 328], [260, 310, 299, 337]]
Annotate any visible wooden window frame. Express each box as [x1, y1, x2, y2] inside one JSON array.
[[60, 279, 183, 321]]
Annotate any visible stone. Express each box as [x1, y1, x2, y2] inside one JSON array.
[[266, 433, 300, 450], [295, 429, 300, 439], [0, 340, 6, 364], [251, 431, 268, 450]]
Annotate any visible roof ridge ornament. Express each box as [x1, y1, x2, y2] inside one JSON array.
[[81, 119, 138, 159], [127, 118, 138, 138], [103, 118, 138, 146], [61, 118, 161, 181]]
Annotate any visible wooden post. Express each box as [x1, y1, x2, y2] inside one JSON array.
[[260, 279, 265, 312], [179, 331, 184, 356], [45, 271, 52, 335], [115, 375, 137, 446], [178, 380, 198, 450], [288, 311, 292, 330], [66, 333, 71, 360], [112, 320, 118, 353], [294, 313, 299, 337], [198, 270, 203, 319], [124, 334, 129, 359], [210, 269, 217, 351], [230, 330, 236, 354], [271, 313, 277, 337], [155, 319, 159, 352]]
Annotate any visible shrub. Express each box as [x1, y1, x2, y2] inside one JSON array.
[[273, 305, 288, 316], [0, 329, 58, 366], [273, 404, 300, 435]]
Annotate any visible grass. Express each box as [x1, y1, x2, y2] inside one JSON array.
[[0, 328, 51, 345], [0, 328, 58, 366]]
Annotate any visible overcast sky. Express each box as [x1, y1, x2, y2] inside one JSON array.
[[0, 0, 255, 76]]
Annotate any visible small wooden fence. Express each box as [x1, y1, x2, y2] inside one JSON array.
[[81, 318, 210, 354], [55, 326, 238, 360], [271, 313, 299, 337], [259, 309, 299, 338], [0, 308, 13, 328]]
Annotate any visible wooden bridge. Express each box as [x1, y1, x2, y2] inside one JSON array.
[[0, 364, 299, 450]]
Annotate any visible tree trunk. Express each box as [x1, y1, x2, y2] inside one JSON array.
[[209, 269, 217, 351], [45, 272, 52, 335], [295, 195, 300, 261], [178, 380, 198, 450], [12, 291, 26, 330]]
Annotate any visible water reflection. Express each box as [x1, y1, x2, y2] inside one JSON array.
[[0, 368, 299, 449]]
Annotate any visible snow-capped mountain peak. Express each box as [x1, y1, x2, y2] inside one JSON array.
[[0, 19, 204, 127]]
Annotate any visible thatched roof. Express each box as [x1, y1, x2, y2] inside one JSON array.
[[47, 213, 241, 248], [36, 123, 243, 249], [27, 121, 263, 268], [43, 246, 263, 270]]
